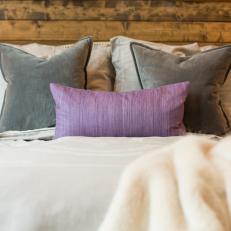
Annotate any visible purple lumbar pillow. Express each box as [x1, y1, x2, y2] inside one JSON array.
[[50, 82, 189, 138]]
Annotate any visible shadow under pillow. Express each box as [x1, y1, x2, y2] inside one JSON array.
[[0, 37, 92, 132], [130, 42, 231, 135]]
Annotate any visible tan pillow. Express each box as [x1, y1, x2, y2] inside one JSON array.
[[110, 36, 201, 92], [201, 45, 231, 127], [86, 42, 115, 91]]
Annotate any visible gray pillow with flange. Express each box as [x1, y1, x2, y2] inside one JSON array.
[[0, 37, 92, 132], [0, 41, 115, 114], [131, 42, 231, 135]]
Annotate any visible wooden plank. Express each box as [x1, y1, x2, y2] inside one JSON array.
[[0, 20, 230, 43], [1, 41, 228, 46], [0, 1, 230, 22]]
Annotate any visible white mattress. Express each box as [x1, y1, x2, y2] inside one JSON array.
[[0, 131, 218, 230]]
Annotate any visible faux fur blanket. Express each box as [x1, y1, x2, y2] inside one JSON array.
[[99, 136, 231, 231]]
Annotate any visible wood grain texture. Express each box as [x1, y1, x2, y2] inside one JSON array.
[[0, 20, 230, 43], [0, 0, 230, 44], [0, 0, 230, 22]]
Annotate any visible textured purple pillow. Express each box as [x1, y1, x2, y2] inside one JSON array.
[[50, 82, 189, 138]]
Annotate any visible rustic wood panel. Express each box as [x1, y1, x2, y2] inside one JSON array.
[[0, 0, 230, 44], [0, 20, 230, 44], [0, 0, 230, 22]]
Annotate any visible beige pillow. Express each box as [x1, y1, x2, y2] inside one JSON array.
[[110, 36, 201, 92]]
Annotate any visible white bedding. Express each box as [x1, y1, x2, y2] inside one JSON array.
[[0, 135, 190, 231], [0, 132, 220, 231]]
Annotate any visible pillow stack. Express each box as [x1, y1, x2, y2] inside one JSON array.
[[110, 36, 200, 92], [111, 36, 231, 136], [0, 35, 230, 137]]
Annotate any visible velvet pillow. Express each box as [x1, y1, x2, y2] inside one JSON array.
[[131, 42, 231, 135], [0, 37, 92, 132], [110, 36, 200, 91], [200, 44, 231, 128], [50, 82, 189, 138]]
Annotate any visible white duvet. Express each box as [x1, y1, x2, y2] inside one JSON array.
[[0, 134, 187, 231]]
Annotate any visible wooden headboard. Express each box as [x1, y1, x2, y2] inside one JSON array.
[[0, 0, 230, 45]]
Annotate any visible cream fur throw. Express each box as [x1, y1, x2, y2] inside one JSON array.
[[99, 135, 231, 231]]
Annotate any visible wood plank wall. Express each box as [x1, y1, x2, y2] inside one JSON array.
[[0, 0, 230, 44]]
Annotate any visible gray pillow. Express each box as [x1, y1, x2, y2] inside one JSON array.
[[131, 42, 231, 135], [0, 37, 92, 132], [0, 42, 115, 114], [200, 45, 231, 128], [110, 36, 200, 92]]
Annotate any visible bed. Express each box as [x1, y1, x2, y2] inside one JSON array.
[[0, 1, 230, 230], [0, 129, 190, 231]]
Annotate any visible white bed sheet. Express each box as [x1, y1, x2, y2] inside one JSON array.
[[0, 135, 193, 231], [0, 129, 221, 231]]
